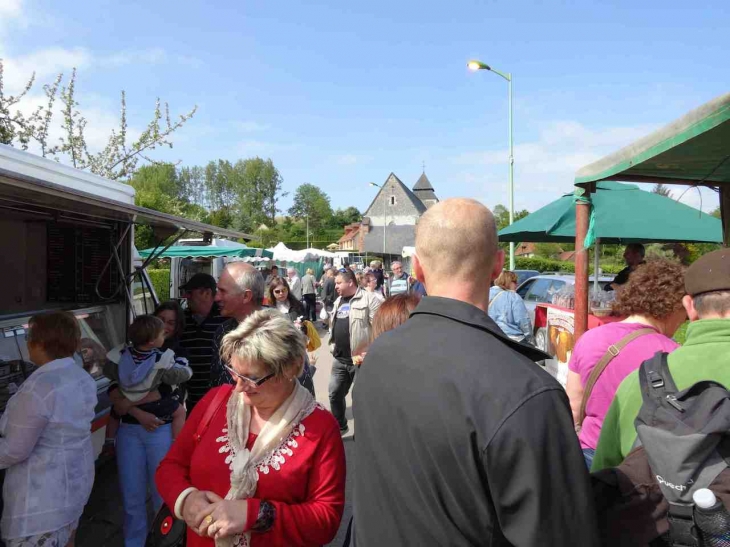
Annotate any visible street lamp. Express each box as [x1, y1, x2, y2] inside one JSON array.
[[369, 182, 386, 257], [467, 59, 515, 270]]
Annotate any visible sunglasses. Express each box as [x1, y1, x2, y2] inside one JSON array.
[[224, 365, 276, 388], [273, 288, 288, 294]]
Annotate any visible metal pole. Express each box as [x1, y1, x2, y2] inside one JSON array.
[[306, 213, 309, 248], [575, 196, 591, 340], [508, 74, 515, 270], [593, 239, 600, 295], [383, 199, 387, 259]]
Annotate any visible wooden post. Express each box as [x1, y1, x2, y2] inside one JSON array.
[[574, 187, 592, 341], [721, 186, 730, 247]]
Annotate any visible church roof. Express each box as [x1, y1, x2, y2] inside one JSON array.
[[412, 172, 438, 201], [364, 173, 428, 218], [413, 172, 434, 191]]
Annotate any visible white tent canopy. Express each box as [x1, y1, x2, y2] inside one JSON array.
[[266, 242, 337, 263]]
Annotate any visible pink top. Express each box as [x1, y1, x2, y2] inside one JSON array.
[[569, 322, 679, 450]]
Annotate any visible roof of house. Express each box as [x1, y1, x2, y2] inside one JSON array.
[[515, 242, 537, 256], [363, 173, 428, 218], [338, 224, 360, 243], [412, 172, 438, 201], [361, 225, 416, 255]]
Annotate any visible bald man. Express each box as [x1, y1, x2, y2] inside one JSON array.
[[209, 262, 265, 387], [352, 199, 600, 546]]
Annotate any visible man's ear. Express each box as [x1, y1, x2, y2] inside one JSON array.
[[413, 253, 425, 285], [683, 294, 700, 322], [491, 250, 505, 282]]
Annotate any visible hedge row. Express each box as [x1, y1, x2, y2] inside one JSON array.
[[515, 257, 624, 275], [148, 269, 171, 301]]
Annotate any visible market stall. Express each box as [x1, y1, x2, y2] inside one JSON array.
[[499, 181, 722, 383], [572, 92, 730, 339]]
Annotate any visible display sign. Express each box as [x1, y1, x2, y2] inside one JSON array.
[[544, 306, 576, 387]]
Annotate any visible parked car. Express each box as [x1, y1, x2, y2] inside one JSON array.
[[516, 274, 614, 350], [514, 269, 540, 286]]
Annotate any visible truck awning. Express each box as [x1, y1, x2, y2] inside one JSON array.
[[0, 164, 252, 240]]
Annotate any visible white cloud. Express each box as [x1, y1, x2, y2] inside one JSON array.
[[334, 154, 361, 166], [0, 0, 22, 18], [236, 121, 271, 132], [2, 47, 92, 93], [450, 120, 662, 211]]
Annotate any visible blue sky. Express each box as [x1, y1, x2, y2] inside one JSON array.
[[1, 0, 727, 215]]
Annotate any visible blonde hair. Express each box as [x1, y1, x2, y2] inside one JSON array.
[[220, 309, 307, 378], [306, 268, 314, 275], [494, 270, 518, 290]]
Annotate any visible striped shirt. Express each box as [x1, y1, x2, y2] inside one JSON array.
[[179, 303, 228, 411]]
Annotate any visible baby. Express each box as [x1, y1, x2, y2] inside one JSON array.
[[103, 315, 191, 449]]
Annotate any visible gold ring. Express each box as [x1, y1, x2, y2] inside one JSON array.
[[204, 515, 214, 525]]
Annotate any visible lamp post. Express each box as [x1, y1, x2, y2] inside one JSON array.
[[467, 59, 515, 270], [369, 182, 386, 258]]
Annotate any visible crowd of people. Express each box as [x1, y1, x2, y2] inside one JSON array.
[[3, 197, 730, 546]]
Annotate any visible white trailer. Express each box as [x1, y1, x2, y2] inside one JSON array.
[[0, 145, 250, 458]]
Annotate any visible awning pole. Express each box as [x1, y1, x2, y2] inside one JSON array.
[[575, 191, 591, 340], [593, 239, 600, 295], [721, 187, 730, 247]]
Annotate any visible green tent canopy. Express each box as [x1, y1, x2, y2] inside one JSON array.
[[499, 181, 722, 244], [575, 92, 730, 186], [139, 245, 273, 259]]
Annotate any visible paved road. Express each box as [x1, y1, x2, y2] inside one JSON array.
[[77, 327, 354, 547]]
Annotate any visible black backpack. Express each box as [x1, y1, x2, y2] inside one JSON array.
[[592, 351, 730, 546]]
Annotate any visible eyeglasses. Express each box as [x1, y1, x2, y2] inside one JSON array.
[[273, 288, 288, 294], [224, 365, 276, 388]]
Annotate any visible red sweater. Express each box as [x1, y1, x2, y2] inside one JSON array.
[[156, 387, 346, 547]]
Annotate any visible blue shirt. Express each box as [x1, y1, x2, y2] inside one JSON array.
[[488, 286, 533, 340]]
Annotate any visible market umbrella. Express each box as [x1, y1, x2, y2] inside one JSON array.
[[138, 245, 273, 259], [499, 181, 722, 244]]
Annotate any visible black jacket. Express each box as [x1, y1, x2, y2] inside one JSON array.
[[353, 296, 599, 547]]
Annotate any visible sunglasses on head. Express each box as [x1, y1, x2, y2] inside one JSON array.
[[224, 365, 276, 388]]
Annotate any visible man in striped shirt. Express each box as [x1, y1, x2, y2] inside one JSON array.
[[178, 273, 228, 413]]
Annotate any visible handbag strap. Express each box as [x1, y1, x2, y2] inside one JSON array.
[[577, 327, 656, 427], [488, 289, 507, 310], [194, 384, 233, 443]]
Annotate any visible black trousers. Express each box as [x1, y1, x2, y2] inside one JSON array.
[[303, 293, 317, 322]]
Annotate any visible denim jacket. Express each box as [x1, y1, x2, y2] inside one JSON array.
[[488, 286, 533, 341]]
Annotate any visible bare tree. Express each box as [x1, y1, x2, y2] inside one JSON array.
[[0, 60, 196, 180]]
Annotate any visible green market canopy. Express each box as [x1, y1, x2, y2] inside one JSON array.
[[499, 181, 722, 244], [575, 93, 730, 187], [139, 245, 273, 259]]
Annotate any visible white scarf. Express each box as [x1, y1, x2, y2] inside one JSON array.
[[217, 381, 315, 547]]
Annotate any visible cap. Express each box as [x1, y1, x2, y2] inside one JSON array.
[[685, 249, 730, 297], [180, 273, 217, 292]]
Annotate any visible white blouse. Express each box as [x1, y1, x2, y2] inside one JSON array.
[[0, 357, 97, 539]]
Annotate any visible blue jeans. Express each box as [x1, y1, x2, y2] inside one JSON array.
[[117, 422, 172, 547], [583, 447, 596, 470], [329, 358, 357, 430]]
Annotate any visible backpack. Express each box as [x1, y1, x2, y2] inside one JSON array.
[[591, 351, 730, 546]]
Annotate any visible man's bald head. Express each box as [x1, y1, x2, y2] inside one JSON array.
[[415, 198, 501, 286]]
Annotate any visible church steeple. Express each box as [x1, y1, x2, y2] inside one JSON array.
[[412, 172, 438, 209]]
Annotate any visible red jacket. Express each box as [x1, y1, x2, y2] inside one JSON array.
[[156, 386, 346, 546]]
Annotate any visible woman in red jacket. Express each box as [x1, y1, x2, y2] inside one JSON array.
[[156, 309, 346, 547]]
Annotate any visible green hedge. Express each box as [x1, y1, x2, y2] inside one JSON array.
[[148, 269, 171, 301], [515, 257, 624, 275]]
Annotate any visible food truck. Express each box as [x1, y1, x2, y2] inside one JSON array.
[[0, 145, 250, 457]]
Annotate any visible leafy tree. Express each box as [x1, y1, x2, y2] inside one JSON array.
[[331, 206, 361, 228], [652, 183, 673, 198], [712, 206, 721, 218], [288, 184, 334, 236], [493, 204, 529, 231], [0, 61, 196, 180], [234, 157, 286, 232], [534, 242, 563, 260]]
